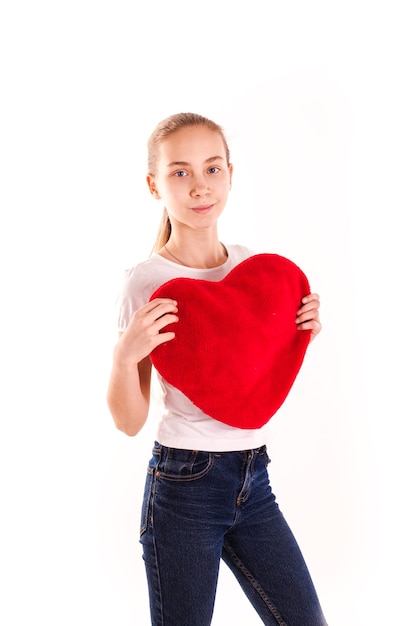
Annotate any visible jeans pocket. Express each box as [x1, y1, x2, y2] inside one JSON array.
[[156, 448, 213, 482]]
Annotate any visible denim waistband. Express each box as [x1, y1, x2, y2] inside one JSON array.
[[153, 441, 267, 455]]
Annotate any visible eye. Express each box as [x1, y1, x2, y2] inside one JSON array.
[[174, 170, 187, 177], [208, 166, 220, 174]]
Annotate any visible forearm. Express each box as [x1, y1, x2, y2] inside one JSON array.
[[107, 349, 151, 436]]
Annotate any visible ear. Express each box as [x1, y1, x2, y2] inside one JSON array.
[[147, 174, 161, 199], [228, 163, 233, 189]]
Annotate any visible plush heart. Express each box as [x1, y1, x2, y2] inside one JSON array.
[[149, 253, 311, 429]]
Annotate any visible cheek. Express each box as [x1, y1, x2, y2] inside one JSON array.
[[160, 183, 187, 207], [219, 179, 232, 196]]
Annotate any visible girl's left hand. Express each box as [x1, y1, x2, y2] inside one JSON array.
[[296, 293, 322, 343]]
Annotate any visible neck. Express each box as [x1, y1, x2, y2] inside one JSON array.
[[161, 232, 228, 269]]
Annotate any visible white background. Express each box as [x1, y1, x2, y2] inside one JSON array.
[[1, 1, 416, 624]]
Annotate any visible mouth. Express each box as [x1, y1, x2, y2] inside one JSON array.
[[191, 204, 215, 213]]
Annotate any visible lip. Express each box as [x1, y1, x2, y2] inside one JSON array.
[[191, 204, 214, 213]]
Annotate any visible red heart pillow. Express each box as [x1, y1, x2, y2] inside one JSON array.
[[149, 253, 311, 429]]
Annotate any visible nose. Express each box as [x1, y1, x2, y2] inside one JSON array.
[[191, 174, 210, 197]]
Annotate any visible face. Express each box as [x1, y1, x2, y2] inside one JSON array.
[[147, 125, 233, 233]]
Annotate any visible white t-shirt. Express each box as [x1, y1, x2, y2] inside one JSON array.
[[116, 244, 272, 451]]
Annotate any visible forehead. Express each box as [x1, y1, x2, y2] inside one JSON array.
[[158, 126, 227, 165]]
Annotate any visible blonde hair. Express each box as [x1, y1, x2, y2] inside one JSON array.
[[148, 112, 230, 253]]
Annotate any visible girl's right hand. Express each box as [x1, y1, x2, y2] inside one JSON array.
[[115, 298, 178, 365]]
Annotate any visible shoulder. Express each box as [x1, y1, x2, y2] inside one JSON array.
[[118, 252, 205, 302], [224, 244, 256, 266], [119, 258, 155, 296], [116, 255, 176, 330], [122, 256, 160, 284]]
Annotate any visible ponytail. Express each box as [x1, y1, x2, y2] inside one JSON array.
[[151, 208, 171, 254]]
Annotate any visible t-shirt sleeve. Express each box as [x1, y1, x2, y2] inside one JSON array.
[[115, 266, 157, 332]]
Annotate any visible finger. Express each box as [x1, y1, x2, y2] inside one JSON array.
[[297, 319, 322, 335], [141, 298, 178, 316], [149, 297, 178, 306], [132, 301, 178, 326], [296, 307, 317, 320], [297, 318, 321, 329], [152, 330, 176, 348], [152, 313, 179, 333], [296, 301, 320, 317], [301, 293, 320, 304]]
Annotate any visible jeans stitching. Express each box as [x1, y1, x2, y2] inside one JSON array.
[[223, 542, 288, 626], [140, 468, 152, 537], [155, 453, 214, 482]]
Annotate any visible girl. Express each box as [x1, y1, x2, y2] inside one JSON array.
[[107, 112, 327, 625]]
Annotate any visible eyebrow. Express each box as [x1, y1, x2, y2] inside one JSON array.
[[166, 156, 226, 168]]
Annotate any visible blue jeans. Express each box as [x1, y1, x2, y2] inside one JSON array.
[[140, 443, 327, 626]]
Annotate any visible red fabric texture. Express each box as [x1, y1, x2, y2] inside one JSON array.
[[149, 253, 311, 429]]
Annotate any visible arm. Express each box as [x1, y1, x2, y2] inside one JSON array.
[[107, 298, 178, 436], [296, 293, 322, 342]]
